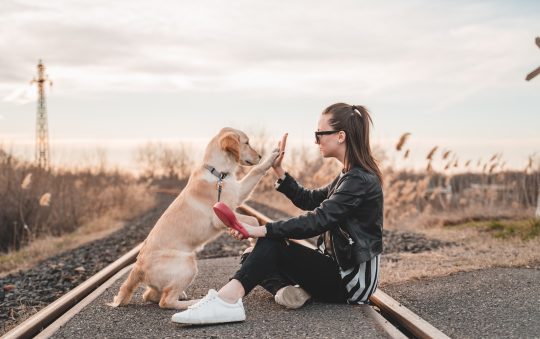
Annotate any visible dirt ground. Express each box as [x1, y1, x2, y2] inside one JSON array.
[[378, 214, 540, 286]]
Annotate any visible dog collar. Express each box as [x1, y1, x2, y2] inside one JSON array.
[[204, 164, 229, 202]]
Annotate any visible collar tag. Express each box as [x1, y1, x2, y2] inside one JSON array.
[[204, 164, 228, 202]]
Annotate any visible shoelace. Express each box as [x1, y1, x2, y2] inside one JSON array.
[[188, 294, 216, 310]]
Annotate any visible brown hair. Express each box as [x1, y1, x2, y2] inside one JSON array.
[[322, 103, 383, 184]]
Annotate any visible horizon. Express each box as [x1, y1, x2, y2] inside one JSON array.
[[2, 134, 537, 174]]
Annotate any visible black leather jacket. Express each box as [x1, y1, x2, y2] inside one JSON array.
[[265, 166, 383, 269]]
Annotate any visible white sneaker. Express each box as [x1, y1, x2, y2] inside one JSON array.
[[171, 289, 246, 325], [274, 285, 311, 309]]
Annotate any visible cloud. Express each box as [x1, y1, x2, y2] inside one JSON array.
[[2, 86, 36, 105], [0, 0, 539, 107]]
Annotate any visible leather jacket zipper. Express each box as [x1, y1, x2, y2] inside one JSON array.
[[330, 232, 342, 268], [339, 227, 354, 245]]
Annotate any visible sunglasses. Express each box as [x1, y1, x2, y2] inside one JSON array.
[[314, 130, 340, 144]]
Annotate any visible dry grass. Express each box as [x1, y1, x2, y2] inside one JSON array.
[[377, 139, 538, 284], [0, 186, 155, 276], [0, 139, 195, 274], [379, 218, 540, 286], [135, 141, 194, 179], [0, 145, 158, 252], [0, 145, 157, 273]]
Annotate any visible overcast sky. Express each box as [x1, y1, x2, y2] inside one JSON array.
[[1, 0, 539, 170]]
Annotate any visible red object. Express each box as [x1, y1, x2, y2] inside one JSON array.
[[213, 202, 249, 239]]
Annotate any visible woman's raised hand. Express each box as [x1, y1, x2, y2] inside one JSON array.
[[272, 133, 288, 177]]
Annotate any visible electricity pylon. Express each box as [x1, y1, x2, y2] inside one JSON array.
[[526, 37, 540, 81], [30, 60, 53, 169]]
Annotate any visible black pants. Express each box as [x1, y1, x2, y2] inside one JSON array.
[[231, 238, 348, 303]]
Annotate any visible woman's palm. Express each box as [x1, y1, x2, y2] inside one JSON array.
[[273, 133, 288, 169]]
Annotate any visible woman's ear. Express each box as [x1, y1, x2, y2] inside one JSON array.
[[338, 131, 346, 143], [219, 132, 240, 160]]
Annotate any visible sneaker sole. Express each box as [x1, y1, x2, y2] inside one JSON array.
[[171, 315, 246, 325], [276, 287, 311, 309]]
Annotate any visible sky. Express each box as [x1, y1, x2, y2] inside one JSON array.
[[0, 0, 539, 171]]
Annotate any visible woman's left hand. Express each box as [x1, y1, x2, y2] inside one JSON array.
[[226, 222, 266, 240], [227, 228, 245, 241]]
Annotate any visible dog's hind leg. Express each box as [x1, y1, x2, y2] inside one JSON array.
[[158, 254, 198, 309], [109, 267, 142, 307], [159, 287, 199, 309], [142, 287, 160, 303]]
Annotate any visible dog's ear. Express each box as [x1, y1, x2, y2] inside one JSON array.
[[219, 132, 240, 160]]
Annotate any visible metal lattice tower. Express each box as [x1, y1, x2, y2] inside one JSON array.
[[30, 59, 53, 169]]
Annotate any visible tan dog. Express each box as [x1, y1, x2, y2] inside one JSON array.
[[109, 127, 278, 309]]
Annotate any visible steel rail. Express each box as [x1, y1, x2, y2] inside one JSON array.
[[2, 245, 142, 339]]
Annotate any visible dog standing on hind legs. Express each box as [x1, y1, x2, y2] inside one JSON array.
[[109, 127, 279, 310]]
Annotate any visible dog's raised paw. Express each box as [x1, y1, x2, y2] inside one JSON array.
[[259, 150, 280, 170]]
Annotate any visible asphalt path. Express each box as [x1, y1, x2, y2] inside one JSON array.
[[50, 257, 391, 338], [384, 263, 540, 339]]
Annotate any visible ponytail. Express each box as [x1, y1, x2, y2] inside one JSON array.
[[322, 103, 383, 184]]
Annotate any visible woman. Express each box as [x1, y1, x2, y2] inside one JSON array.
[[172, 103, 384, 325]]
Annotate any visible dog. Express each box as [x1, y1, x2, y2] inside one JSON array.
[[109, 127, 279, 309]]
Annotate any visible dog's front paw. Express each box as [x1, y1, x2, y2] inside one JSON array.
[[259, 149, 280, 171]]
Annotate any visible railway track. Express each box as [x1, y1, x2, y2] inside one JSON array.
[[3, 203, 450, 339]]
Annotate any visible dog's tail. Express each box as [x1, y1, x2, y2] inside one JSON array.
[[108, 267, 142, 307]]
